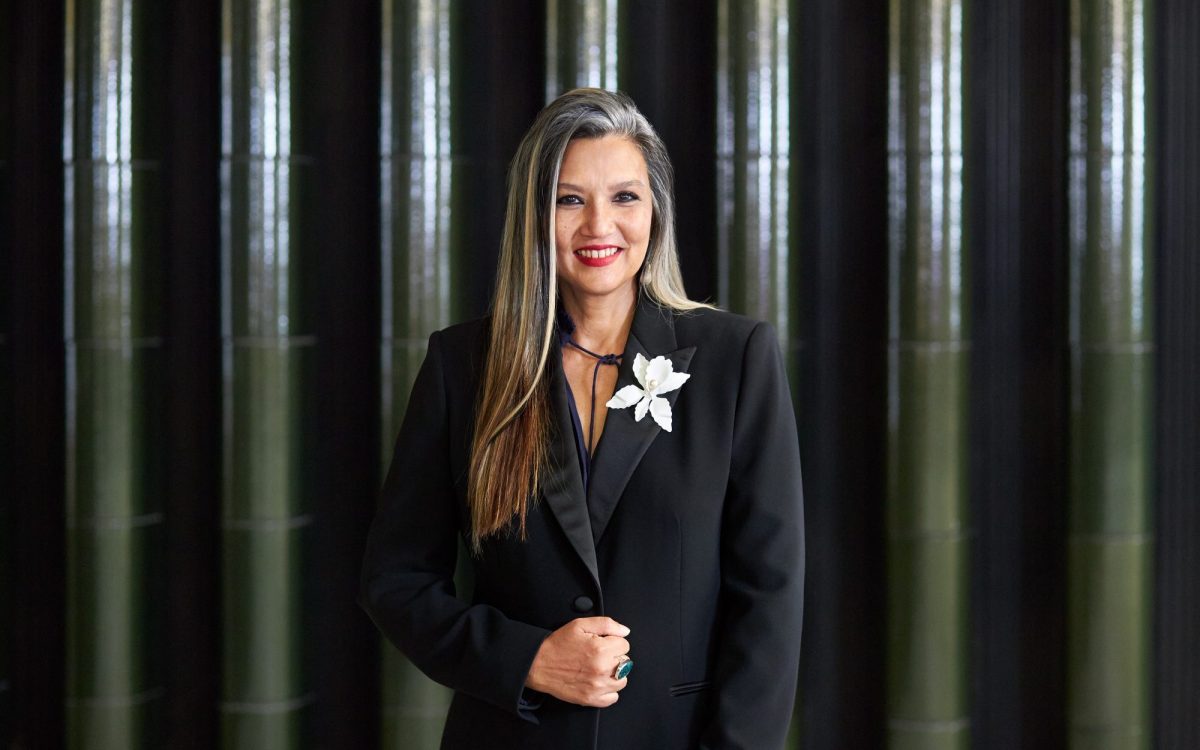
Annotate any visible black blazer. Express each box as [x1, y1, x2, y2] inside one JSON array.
[[360, 294, 805, 750]]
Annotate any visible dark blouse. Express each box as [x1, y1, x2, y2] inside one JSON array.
[[556, 309, 623, 491]]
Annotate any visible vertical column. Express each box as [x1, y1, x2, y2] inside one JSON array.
[[1067, 1, 1152, 747], [546, 0, 620, 99], [886, 1, 969, 748], [716, 3, 799, 744], [0, 3, 11, 741], [1156, 1, 1200, 746], [378, 0, 457, 747], [968, 0, 1070, 746], [716, 0, 795, 375], [63, 0, 167, 746], [220, 0, 314, 745]]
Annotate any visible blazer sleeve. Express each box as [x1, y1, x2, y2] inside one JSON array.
[[700, 321, 806, 750], [358, 329, 551, 721]]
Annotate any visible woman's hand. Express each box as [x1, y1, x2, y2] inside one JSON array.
[[525, 617, 631, 707]]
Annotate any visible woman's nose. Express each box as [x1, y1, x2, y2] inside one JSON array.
[[581, 202, 615, 237]]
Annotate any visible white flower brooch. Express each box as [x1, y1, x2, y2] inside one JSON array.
[[605, 352, 691, 432]]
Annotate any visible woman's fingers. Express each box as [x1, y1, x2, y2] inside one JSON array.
[[525, 617, 633, 706], [575, 616, 630, 638], [588, 633, 629, 657]]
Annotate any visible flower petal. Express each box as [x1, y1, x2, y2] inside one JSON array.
[[633, 352, 649, 388], [634, 395, 651, 422], [655, 370, 691, 395], [606, 384, 645, 409], [644, 356, 674, 394], [649, 396, 673, 431]]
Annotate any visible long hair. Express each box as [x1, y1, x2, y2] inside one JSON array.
[[467, 88, 710, 551]]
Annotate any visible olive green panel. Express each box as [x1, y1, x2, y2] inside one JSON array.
[[380, 2, 461, 747], [716, 0, 795, 356], [67, 697, 158, 750], [886, 537, 970, 723], [1067, 1, 1152, 747], [888, 728, 970, 750], [221, 708, 304, 750], [221, 524, 307, 702], [64, 1, 167, 747], [546, 0, 620, 98], [381, 647, 453, 749], [227, 344, 313, 520], [887, 347, 968, 535], [222, 2, 313, 747], [220, 339, 312, 746], [1069, 350, 1151, 535], [887, 1, 969, 747], [68, 345, 164, 520], [65, 521, 163, 749], [1066, 538, 1151, 746]]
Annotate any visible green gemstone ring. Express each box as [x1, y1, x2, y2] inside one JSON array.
[[613, 657, 633, 680]]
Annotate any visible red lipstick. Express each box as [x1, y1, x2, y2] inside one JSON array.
[[574, 245, 623, 267]]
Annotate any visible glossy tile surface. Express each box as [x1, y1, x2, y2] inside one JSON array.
[[886, 0, 969, 746], [1067, 1, 1152, 745], [221, 0, 313, 743], [546, 0, 620, 99], [716, 0, 794, 359], [379, 2, 457, 746], [64, 1, 165, 745]]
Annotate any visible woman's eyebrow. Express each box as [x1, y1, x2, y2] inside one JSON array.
[[556, 179, 647, 192]]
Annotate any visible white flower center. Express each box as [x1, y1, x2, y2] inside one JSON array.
[[646, 378, 659, 390]]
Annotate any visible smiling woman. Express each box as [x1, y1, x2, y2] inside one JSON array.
[[554, 136, 652, 301], [360, 88, 806, 750]]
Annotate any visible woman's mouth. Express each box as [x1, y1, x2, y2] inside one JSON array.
[[574, 246, 623, 267]]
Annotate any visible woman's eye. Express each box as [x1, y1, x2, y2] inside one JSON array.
[[615, 191, 640, 203], [556, 194, 583, 206]]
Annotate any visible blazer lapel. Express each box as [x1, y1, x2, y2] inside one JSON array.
[[543, 346, 601, 587], [587, 296, 696, 545]]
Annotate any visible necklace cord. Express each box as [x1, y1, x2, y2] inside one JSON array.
[[563, 337, 622, 455]]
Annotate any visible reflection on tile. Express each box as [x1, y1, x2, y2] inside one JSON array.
[[716, 0, 793, 350], [546, 0, 620, 99]]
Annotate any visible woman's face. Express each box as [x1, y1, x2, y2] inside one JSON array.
[[554, 135, 653, 305]]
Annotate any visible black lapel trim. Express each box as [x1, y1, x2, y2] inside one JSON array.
[[543, 345, 601, 587], [587, 296, 696, 545]]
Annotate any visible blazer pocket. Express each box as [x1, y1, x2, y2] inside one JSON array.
[[668, 680, 712, 697]]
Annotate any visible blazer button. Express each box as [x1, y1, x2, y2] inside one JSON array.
[[572, 595, 594, 613]]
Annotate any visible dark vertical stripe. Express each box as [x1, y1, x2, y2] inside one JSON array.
[[452, 1, 545, 316], [1156, 0, 1200, 746], [307, 1, 381, 747], [620, 0, 717, 304], [969, 0, 1069, 747], [0, 1, 12, 742], [162, 0, 221, 746], [796, 0, 889, 747], [8, 1, 67, 747]]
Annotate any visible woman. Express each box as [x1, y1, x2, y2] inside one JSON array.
[[360, 88, 804, 749]]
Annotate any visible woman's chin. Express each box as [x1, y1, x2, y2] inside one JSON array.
[[560, 276, 639, 304]]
